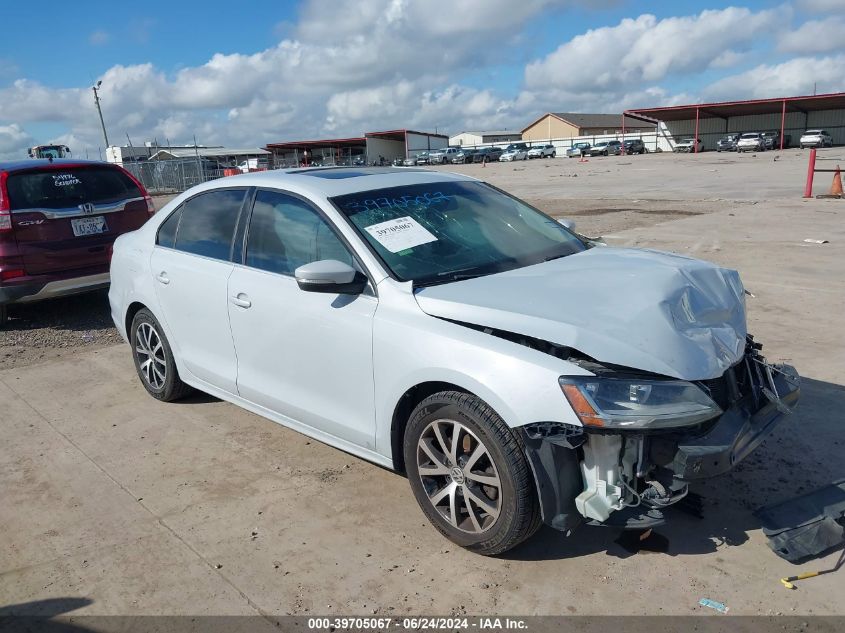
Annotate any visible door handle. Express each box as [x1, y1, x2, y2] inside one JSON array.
[[230, 294, 252, 308], [156, 272, 170, 285]]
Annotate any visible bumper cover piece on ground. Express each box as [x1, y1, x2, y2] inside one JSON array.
[[755, 479, 845, 563]]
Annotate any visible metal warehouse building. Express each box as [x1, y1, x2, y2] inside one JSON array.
[[626, 92, 845, 152], [265, 129, 448, 167], [521, 112, 655, 142]]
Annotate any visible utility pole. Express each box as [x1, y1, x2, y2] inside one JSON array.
[[92, 80, 110, 148]]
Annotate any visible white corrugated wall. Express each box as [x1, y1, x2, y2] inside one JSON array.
[[660, 108, 845, 149]]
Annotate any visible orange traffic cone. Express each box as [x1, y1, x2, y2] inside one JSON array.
[[830, 165, 843, 197]]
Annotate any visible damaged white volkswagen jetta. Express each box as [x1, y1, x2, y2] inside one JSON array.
[[109, 167, 800, 555]]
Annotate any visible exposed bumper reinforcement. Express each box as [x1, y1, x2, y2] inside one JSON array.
[[670, 365, 800, 481]]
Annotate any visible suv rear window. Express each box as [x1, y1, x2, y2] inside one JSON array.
[[6, 166, 142, 210]]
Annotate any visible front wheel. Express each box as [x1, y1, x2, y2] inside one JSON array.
[[131, 308, 193, 402], [0, 304, 7, 329], [404, 391, 541, 555]]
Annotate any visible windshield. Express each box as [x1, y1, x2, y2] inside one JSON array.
[[332, 181, 585, 285], [805, 130, 821, 135], [574, 143, 589, 148], [741, 133, 758, 139]]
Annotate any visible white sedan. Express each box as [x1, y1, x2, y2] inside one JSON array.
[[109, 167, 799, 555]]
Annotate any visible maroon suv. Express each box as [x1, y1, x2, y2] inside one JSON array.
[[0, 159, 154, 327]]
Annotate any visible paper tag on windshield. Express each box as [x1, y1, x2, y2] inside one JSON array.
[[364, 217, 437, 253]]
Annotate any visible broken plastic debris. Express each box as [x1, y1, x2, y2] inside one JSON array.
[[803, 239, 829, 244], [699, 598, 729, 614]]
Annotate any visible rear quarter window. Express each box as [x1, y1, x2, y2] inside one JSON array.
[[156, 207, 182, 248], [6, 166, 142, 210]]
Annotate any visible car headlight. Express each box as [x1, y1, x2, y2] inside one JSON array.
[[559, 376, 721, 429]]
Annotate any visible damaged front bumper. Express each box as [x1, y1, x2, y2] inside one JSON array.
[[521, 346, 801, 532]]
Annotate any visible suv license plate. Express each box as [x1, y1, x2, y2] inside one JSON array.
[[71, 216, 108, 237]]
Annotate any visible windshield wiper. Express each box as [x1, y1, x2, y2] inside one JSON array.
[[414, 269, 492, 288]]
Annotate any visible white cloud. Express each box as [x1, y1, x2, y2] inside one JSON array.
[[325, 81, 517, 133], [0, 0, 565, 158], [778, 17, 845, 54], [0, 1, 842, 161], [525, 7, 783, 91], [0, 123, 32, 156], [704, 54, 845, 100]]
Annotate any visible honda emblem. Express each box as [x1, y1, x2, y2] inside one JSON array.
[[79, 202, 95, 214]]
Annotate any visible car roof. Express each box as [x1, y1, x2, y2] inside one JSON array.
[[0, 158, 113, 173], [183, 166, 479, 199]]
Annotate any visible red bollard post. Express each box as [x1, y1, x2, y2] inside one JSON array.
[[804, 148, 817, 198]]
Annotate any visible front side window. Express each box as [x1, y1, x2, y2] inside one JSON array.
[[173, 189, 245, 261], [245, 189, 353, 276], [332, 181, 585, 285]]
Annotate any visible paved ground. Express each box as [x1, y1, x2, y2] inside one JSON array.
[[1, 151, 844, 617]]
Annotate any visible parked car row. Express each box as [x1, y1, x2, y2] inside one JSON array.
[[699, 129, 832, 153]]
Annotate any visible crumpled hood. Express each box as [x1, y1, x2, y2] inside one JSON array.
[[415, 247, 747, 381]]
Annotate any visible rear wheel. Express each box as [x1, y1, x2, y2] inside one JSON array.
[[0, 305, 7, 329], [130, 308, 193, 402], [404, 391, 541, 555]]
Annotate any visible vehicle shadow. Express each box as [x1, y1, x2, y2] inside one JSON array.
[[504, 376, 845, 562], [0, 598, 95, 632], [4, 290, 116, 333], [172, 390, 221, 405]]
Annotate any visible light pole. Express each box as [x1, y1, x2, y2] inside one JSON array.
[[92, 80, 110, 148]]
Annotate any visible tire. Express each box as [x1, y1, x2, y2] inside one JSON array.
[[0, 304, 7, 329], [130, 308, 193, 402], [403, 391, 541, 556]]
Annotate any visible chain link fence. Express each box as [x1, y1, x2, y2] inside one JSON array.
[[120, 158, 232, 195]]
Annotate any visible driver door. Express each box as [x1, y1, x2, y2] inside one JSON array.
[[226, 189, 378, 449]]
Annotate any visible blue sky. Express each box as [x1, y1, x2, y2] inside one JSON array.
[[1, 0, 843, 157]]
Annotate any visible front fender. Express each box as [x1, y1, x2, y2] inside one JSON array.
[[371, 283, 589, 460]]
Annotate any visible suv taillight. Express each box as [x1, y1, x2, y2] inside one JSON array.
[[118, 166, 155, 217], [0, 171, 12, 233]]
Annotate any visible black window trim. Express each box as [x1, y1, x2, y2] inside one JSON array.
[[153, 186, 251, 263], [238, 186, 377, 294]]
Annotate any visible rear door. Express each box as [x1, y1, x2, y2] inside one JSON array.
[[150, 188, 247, 394], [6, 164, 150, 275]]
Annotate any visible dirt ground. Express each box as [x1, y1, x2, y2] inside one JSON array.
[[1, 150, 844, 618]]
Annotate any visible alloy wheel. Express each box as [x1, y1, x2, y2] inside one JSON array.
[[416, 418, 502, 534], [135, 322, 167, 390]]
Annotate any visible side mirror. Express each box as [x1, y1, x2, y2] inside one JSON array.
[[294, 260, 367, 295], [558, 218, 576, 231]]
